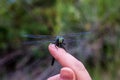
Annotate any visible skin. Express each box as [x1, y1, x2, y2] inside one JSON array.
[[47, 44, 92, 80]]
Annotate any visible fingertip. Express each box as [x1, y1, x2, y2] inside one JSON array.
[[60, 67, 76, 80], [48, 43, 58, 58], [48, 43, 66, 57], [48, 43, 57, 52], [48, 43, 55, 49]]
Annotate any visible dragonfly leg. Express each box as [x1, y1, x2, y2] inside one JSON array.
[[63, 42, 66, 45], [51, 42, 58, 49], [55, 45, 58, 50], [61, 44, 67, 51]]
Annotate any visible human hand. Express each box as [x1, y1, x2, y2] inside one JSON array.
[[47, 44, 91, 80]]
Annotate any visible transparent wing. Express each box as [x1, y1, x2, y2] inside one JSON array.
[[23, 34, 56, 39], [22, 34, 55, 45], [23, 40, 54, 45], [63, 31, 91, 42], [23, 32, 91, 39], [63, 32, 90, 37], [22, 32, 91, 45]]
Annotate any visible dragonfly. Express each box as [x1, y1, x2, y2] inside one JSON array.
[[23, 32, 91, 65]]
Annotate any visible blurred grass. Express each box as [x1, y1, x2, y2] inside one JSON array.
[[0, 0, 120, 80]]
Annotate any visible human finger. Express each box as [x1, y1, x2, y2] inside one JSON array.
[[60, 67, 76, 80], [47, 67, 76, 80], [48, 44, 91, 80]]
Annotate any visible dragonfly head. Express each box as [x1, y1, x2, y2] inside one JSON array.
[[56, 36, 64, 44]]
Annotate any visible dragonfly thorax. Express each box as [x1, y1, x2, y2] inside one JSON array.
[[56, 36, 64, 44]]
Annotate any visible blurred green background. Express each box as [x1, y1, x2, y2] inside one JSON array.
[[0, 0, 120, 80]]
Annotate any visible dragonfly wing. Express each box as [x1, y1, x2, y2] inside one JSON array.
[[23, 34, 56, 39], [23, 40, 54, 45], [64, 38, 83, 43], [62, 32, 91, 38], [63, 32, 91, 42]]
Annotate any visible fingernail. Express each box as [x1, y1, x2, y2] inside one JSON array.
[[60, 69, 73, 80], [49, 43, 55, 48]]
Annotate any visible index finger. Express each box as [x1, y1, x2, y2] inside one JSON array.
[[48, 44, 91, 80]]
